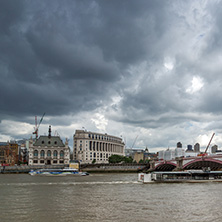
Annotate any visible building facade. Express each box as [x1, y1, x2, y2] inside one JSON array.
[[177, 142, 182, 148], [133, 151, 144, 163], [73, 130, 125, 164], [158, 148, 186, 161], [0, 142, 6, 165], [29, 126, 70, 165], [211, 145, 218, 153], [126, 147, 157, 163], [0, 142, 19, 166], [194, 143, 200, 152]]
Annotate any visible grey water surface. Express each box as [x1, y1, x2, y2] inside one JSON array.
[[0, 173, 221, 222]]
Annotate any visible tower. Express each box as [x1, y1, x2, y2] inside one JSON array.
[[194, 143, 200, 152], [177, 142, 182, 148]]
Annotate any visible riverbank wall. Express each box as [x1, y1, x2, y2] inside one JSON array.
[[80, 163, 147, 173], [0, 163, 148, 174], [0, 164, 69, 174]]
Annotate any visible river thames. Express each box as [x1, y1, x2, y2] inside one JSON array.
[[0, 173, 222, 222]]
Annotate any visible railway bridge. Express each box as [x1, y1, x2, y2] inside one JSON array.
[[149, 155, 222, 171]]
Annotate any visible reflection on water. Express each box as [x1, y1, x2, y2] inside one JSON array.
[[1, 173, 222, 222]]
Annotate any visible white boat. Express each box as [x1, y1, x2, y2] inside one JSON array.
[[29, 168, 89, 176], [138, 170, 222, 183]]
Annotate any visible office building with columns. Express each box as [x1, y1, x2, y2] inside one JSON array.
[[29, 126, 70, 165], [73, 130, 125, 163]]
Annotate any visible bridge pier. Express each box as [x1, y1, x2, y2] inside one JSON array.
[[173, 157, 183, 171], [148, 160, 156, 171]]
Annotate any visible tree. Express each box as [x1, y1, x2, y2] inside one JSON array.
[[92, 159, 96, 164], [139, 159, 144, 163], [123, 156, 133, 163], [108, 155, 134, 163], [109, 155, 123, 163]]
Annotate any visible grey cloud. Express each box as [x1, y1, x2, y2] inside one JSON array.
[[1, 0, 222, 149], [0, 0, 25, 35]]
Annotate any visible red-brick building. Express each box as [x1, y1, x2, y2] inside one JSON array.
[[0, 142, 19, 166]]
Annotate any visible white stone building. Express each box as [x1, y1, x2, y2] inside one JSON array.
[[158, 148, 185, 160], [73, 130, 125, 163], [29, 126, 70, 165]]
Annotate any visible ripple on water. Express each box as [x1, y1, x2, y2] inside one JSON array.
[[1, 174, 222, 222]]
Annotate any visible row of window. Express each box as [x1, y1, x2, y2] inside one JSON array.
[[34, 150, 64, 157], [41, 141, 58, 145], [88, 134, 121, 143], [33, 160, 64, 164], [78, 152, 112, 162]]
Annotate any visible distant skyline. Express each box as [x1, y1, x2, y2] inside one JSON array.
[[1, 0, 222, 152]]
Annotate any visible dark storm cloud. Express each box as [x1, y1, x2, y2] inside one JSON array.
[[2, 0, 222, 149], [0, 0, 171, 123], [0, 0, 25, 35]]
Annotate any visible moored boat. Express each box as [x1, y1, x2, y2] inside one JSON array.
[[138, 170, 222, 183], [29, 168, 89, 176]]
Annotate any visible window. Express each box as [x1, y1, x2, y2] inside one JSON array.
[[53, 160, 57, 164], [59, 160, 64, 164], [48, 141, 51, 144], [60, 151, 64, 157], [40, 150, 45, 157], [54, 141, 57, 145], [42, 141, 44, 144], [53, 150, 58, 157], [34, 150, 38, 157], [40, 160, 44, 164], [33, 160, 38, 163], [47, 150, 51, 157]]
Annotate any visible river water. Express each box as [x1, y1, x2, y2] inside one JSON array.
[[0, 173, 222, 222]]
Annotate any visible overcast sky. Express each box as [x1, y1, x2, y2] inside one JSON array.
[[1, 0, 222, 152]]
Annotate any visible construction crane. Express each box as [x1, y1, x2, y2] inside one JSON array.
[[33, 113, 45, 140], [131, 135, 138, 149], [54, 130, 60, 137], [198, 133, 215, 157], [204, 133, 215, 154]]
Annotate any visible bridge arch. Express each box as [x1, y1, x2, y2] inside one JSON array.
[[183, 158, 222, 170], [155, 162, 176, 171]]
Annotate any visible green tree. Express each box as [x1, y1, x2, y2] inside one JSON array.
[[123, 156, 133, 163], [139, 159, 144, 163], [108, 155, 134, 163], [92, 159, 96, 164], [108, 155, 123, 163]]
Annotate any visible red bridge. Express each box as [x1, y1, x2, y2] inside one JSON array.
[[149, 154, 222, 171]]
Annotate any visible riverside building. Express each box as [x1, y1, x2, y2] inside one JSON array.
[[29, 126, 70, 165], [0, 141, 19, 166], [73, 130, 125, 164]]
